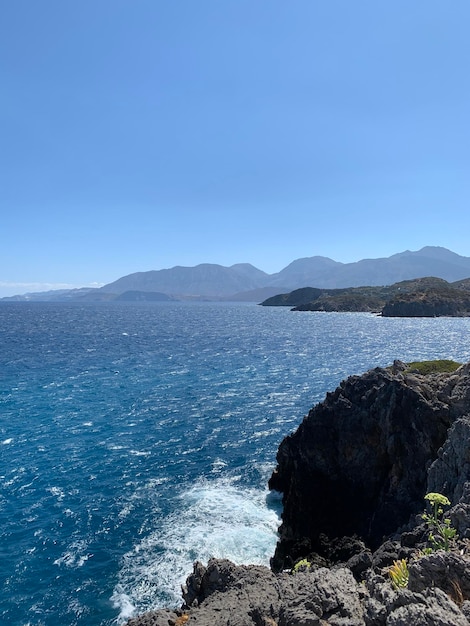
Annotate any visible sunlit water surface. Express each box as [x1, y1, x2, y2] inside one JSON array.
[[1, 302, 469, 625]]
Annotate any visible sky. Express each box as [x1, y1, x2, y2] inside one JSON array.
[[1, 1, 470, 297]]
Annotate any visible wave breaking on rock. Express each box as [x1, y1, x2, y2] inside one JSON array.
[[126, 361, 470, 625]]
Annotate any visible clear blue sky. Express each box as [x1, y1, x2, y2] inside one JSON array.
[[1, 1, 470, 296]]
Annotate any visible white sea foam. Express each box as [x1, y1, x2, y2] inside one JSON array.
[[112, 591, 135, 623], [118, 503, 134, 519], [47, 486, 65, 501], [144, 477, 169, 488], [211, 458, 227, 473], [53, 540, 93, 568], [112, 478, 280, 623]]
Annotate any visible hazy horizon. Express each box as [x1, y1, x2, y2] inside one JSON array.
[[1, 245, 468, 299]]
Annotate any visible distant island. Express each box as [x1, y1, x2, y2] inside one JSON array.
[[261, 276, 470, 317]]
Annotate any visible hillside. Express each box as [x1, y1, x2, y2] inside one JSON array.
[[267, 246, 470, 291], [100, 263, 270, 298], [261, 277, 470, 317], [4, 246, 470, 301], [382, 282, 470, 317], [101, 247, 470, 299]]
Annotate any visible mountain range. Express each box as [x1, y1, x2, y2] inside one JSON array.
[[4, 246, 470, 302]]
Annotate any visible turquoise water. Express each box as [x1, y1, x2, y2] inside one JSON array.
[[1, 302, 470, 625]]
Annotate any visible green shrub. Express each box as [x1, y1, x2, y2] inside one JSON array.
[[406, 360, 462, 374]]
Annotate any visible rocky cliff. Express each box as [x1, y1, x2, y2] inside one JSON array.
[[261, 277, 470, 316], [126, 556, 470, 625], [269, 360, 470, 569], [382, 285, 470, 317], [126, 361, 470, 626]]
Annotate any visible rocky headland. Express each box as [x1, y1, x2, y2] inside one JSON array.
[[126, 360, 470, 625], [261, 276, 470, 317]]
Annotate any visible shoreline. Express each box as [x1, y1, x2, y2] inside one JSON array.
[[126, 360, 470, 625]]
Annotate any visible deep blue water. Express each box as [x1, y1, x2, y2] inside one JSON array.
[[1, 302, 470, 625]]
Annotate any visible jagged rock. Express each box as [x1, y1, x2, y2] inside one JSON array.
[[408, 552, 470, 601], [449, 490, 470, 540], [364, 573, 469, 626], [381, 588, 468, 626], [181, 560, 207, 606], [428, 417, 470, 500], [269, 364, 470, 570], [371, 541, 403, 571], [278, 567, 366, 625], [181, 559, 281, 625], [127, 362, 470, 626], [125, 608, 180, 625], [129, 561, 369, 626], [127, 559, 470, 626], [462, 600, 470, 621], [344, 549, 373, 580], [381, 285, 470, 317]]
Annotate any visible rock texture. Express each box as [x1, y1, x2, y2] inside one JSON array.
[[269, 361, 470, 570], [382, 285, 470, 317], [126, 557, 470, 626], [126, 361, 470, 626], [261, 276, 470, 316]]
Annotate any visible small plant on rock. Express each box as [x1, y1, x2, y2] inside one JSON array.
[[422, 492, 457, 552], [389, 559, 409, 589], [292, 558, 311, 573]]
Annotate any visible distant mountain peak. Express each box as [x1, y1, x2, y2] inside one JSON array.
[[4, 247, 470, 302], [393, 246, 461, 260]]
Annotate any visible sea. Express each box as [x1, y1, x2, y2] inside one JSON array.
[[1, 301, 470, 625]]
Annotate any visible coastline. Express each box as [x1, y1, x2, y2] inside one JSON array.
[[126, 360, 470, 625]]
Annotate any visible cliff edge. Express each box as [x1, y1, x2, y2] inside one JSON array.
[[269, 360, 470, 569], [127, 361, 470, 626]]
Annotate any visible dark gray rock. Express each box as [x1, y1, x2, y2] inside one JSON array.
[[408, 552, 470, 601], [344, 549, 373, 580], [427, 416, 470, 504], [269, 364, 470, 571], [125, 608, 180, 625], [181, 560, 207, 606], [181, 559, 282, 626], [384, 588, 468, 626], [364, 573, 469, 626], [381, 286, 470, 317], [461, 599, 470, 621], [127, 362, 470, 626], [277, 567, 366, 626], [127, 558, 470, 626]]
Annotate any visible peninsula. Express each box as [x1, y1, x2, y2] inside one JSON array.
[[261, 276, 470, 317]]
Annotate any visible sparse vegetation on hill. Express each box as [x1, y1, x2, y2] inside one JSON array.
[[382, 283, 470, 317], [261, 276, 470, 317], [402, 360, 462, 374]]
